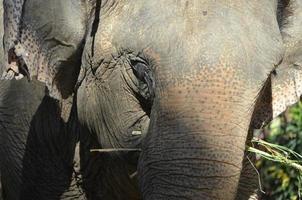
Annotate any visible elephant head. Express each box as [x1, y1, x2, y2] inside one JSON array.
[[2, 0, 91, 99], [75, 1, 302, 199], [2, 0, 302, 200]]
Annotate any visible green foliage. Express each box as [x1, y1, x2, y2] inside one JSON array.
[[258, 102, 302, 200]]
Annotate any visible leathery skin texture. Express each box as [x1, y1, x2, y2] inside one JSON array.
[[1, 0, 302, 199]]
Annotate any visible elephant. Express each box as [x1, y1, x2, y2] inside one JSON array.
[[1, 0, 140, 199], [0, 0, 87, 199], [1, 0, 302, 200]]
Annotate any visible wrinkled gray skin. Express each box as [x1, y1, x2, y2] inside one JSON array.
[[0, 0, 87, 199], [1, 0, 140, 199], [2, 0, 302, 200]]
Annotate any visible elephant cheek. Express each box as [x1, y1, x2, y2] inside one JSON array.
[[138, 82, 253, 199]]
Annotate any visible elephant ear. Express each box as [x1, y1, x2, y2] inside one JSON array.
[[1, 0, 91, 101], [271, 0, 302, 119], [271, 64, 302, 118]]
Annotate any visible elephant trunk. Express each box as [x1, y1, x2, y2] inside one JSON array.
[[138, 73, 253, 199]]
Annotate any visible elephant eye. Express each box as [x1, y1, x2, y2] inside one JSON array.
[[130, 58, 155, 111]]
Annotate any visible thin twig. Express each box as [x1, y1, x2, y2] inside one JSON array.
[[90, 148, 142, 153], [129, 171, 138, 179], [246, 155, 265, 194]]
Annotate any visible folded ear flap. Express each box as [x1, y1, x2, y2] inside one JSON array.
[[271, 0, 302, 119], [271, 65, 302, 118]]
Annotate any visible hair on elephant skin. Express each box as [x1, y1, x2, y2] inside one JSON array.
[[1, 0, 302, 200]]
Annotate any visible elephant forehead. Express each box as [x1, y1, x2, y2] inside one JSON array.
[[90, 1, 283, 80]]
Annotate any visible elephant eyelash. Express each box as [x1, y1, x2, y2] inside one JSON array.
[[277, 0, 293, 29]]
